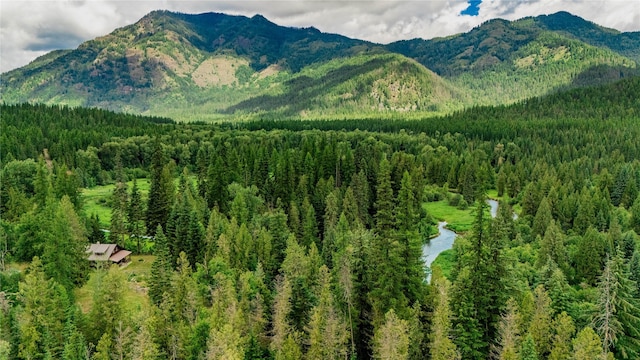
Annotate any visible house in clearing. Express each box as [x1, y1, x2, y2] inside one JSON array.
[[86, 243, 132, 265]]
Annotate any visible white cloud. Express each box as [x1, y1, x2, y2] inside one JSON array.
[[1, 0, 639, 73]]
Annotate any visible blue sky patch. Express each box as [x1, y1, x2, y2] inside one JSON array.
[[461, 0, 482, 16]]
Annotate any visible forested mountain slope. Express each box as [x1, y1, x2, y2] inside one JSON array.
[[222, 53, 466, 117], [534, 11, 640, 63], [1, 10, 638, 120], [387, 12, 639, 105], [244, 75, 640, 137], [0, 10, 379, 120]]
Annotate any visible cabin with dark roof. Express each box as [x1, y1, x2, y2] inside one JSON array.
[[86, 243, 132, 265]]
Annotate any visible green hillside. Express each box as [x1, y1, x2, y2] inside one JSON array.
[[533, 11, 640, 62], [1, 10, 639, 120], [243, 75, 640, 136], [387, 13, 639, 106], [222, 53, 465, 118], [0, 11, 380, 120]]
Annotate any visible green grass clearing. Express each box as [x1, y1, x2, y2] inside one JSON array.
[[486, 189, 500, 199], [423, 200, 476, 233], [431, 249, 456, 279], [74, 257, 152, 316], [122, 255, 156, 285], [82, 178, 151, 227]]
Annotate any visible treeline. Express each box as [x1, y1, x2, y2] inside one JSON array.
[[1, 80, 640, 359], [0, 103, 174, 167], [244, 75, 640, 136]]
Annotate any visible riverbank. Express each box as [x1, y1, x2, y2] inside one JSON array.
[[423, 199, 503, 282], [423, 222, 457, 282], [422, 200, 476, 234]]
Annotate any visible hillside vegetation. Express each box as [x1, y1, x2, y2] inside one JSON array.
[[388, 15, 639, 105], [222, 53, 465, 118], [1, 11, 638, 120]]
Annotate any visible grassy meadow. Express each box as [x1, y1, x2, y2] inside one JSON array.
[[74, 255, 155, 315], [82, 178, 151, 227]]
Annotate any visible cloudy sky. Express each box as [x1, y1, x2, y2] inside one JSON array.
[[1, 0, 639, 73]]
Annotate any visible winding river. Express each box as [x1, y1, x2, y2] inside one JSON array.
[[423, 199, 500, 282]]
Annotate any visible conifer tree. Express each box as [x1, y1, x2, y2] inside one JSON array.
[[497, 167, 507, 197], [492, 199, 515, 244], [271, 275, 302, 360], [146, 137, 174, 237], [519, 334, 539, 360], [620, 230, 637, 260], [549, 312, 575, 360], [593, 253, 640, 359], [237, 267, 269, 358], [532, 197, 552, 239], [374, 157, 394, 236], [53, 164, 82, 210], [576, 227, 607, 285], [301, 196, 318, 249], [288, 200, 302, 240], [131, 324, 161, 360], [572, 327, 603, 360], [521, 183, 541, 217], [350, 169, 371, 226], [112, 321, 133, 360], [542, 265, 573, 315], [186, 211, 205, 267], [336, 227, 374, 360], [33, 160, 52, 209], [87, 213, 105, 245], [206, 155, 228, 212], [372, 309, 409, 360], [395, 171, 425, 303], [93, 333, 112, 360], [452, 195, 507, 359], [148, 226, 173, 306], [127, 177, 145, 253], [621, 174, 638, 209], [61, 318, 88, 360], [110, 151, 128, 247], [88, 265, 128, 347], [169, 252, 199, 327], [494, 298, 521, 360], [537, 220, 568, 271], [306, 266, 349, 360], [574, 188, 595, 235], [207, 272, 245, 360], [41, 196, 89, 292], [342, 186, 360, 227], [631, 249, 640, 294], [451, 267, 485, 360], [369, 157, 407, 324], [279, 235, 318, 337], [322, 190, 341, 263], [17, 257, 68, 360], [528, 285, 554, 358], [166, 186, 189, 263], [430, 268, 460, 360]]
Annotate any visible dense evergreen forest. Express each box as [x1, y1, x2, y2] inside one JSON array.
[[1, 77, 640, 359]]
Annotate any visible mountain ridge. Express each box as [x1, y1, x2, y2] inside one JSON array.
[[1, 10, 638, 121]]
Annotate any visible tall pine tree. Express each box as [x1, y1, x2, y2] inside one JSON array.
[[146, 137, 174, 237]]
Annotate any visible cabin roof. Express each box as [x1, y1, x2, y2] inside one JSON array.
[[86, 243, 131, 263], [109, 250, 132, 263], [87, 243, 118, 261]]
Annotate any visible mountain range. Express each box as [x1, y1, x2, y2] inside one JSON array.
[[1, 10, 639, 121]]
